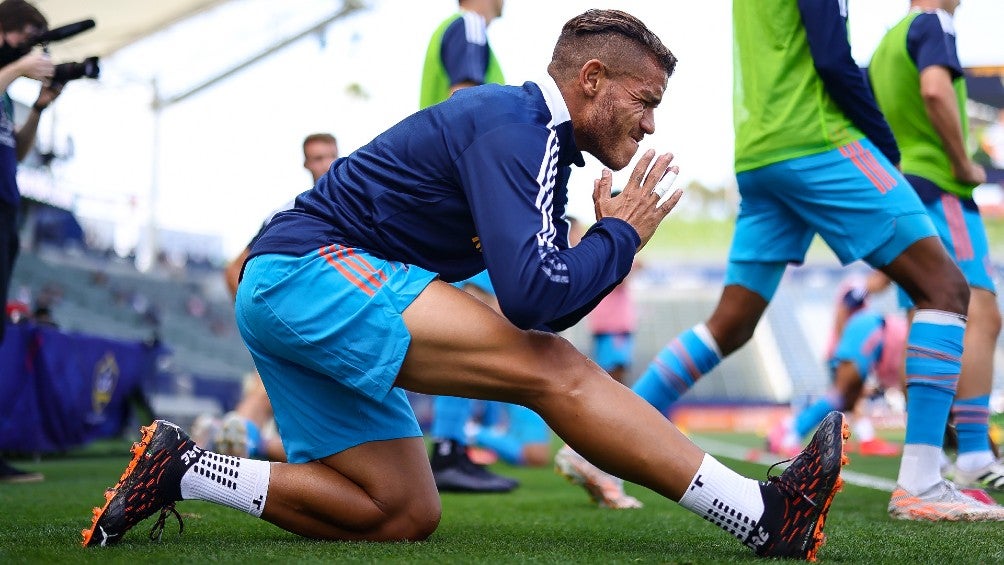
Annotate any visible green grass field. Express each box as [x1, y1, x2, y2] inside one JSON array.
[[3, 431, 1002, 564], [6, 215, 1003, 563], [641, 215, 1004, 260]]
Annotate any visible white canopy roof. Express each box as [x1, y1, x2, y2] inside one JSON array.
[[31, 1, 228, 62]]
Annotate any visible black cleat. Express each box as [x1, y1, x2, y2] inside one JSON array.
[[745, 411, 849, 561], [431, 439, 518, 493], [82, 420, 204, 547]]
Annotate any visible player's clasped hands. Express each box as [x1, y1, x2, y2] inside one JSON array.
[[592, 149, 682, 251]]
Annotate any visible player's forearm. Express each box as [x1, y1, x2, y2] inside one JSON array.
[[0, 62, 22, 93], [920, 70, 970, 173]]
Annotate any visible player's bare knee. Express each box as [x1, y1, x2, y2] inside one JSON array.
[[906, 265, 969, 314], [352, 493, 440, 541], [512, 333, 595, 404], [708, 320, 754, 355], [383, 503, 441, 541], [951, 277, 970, 314], [406, 505, 441, 541]]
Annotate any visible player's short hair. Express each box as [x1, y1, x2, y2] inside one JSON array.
[[0, 0, 46, 33], [549, 9, 677, 80], [302, 133, 337, 150]]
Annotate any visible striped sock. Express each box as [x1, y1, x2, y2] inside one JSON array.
[[898, 310, 964, 492], [632, 324, 722, 413], [953, 395, 994, 472]]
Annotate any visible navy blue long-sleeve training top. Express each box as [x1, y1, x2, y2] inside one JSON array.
[[249, 76, 640, 332], [798, 0, 901, 165]]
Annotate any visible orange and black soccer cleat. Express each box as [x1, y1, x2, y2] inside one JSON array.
[[746, 411, 850, 561], [82, 420, 204, 547]]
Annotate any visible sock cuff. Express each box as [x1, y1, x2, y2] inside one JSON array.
[[953, 394, 990, 408], [692, 323, 723, 359], [251, 461, 271, 517], [913, 309, 967, 327]]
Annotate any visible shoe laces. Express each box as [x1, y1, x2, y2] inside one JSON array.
[[937, 479, 987, 504], [147, 503, 184, 542], [766, 458, 817, 508]]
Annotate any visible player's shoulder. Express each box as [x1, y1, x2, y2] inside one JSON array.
[[446, 82, 552, 131], [912, 9, 955, 36], [442, 11, 487, 45]]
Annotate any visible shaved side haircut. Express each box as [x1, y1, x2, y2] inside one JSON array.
[[549, 9, 677, 81]]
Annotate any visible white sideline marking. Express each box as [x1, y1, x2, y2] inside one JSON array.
[[690, 434, 898, 492]]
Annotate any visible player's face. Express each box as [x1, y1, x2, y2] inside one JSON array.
[[303, 140, 339, 183], [578, 56, 666, 171]]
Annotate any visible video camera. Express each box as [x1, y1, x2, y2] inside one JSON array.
[[0, 18, 100, 86]]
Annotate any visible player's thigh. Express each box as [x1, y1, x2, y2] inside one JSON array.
[[318, 435, 439, 513], [397, 280, 592, 405]]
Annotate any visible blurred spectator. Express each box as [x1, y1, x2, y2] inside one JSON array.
[[5, 299, 28, 323], [31, 303, 56, 327], [0, 0, 65, 484], [981, 108, 1004, 169]]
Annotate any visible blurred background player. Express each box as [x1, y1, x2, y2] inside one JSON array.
[[869, 0, 1004, 498], [194, 132, 340, 462], [419, 0, 518, 493], [465, 401, 551, 468], [554, 215, 643, 508], [560, 0, 1004, 521], [768, 309, 907, 458], [979, 108, 1004, 171], [0, 0, 60, 483]]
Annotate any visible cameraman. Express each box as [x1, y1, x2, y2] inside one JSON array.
[[0, 0, 60, 484]]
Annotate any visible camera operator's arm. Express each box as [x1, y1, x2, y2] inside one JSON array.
[[15, 81, 60, 161], [0, 50, 52, 92]]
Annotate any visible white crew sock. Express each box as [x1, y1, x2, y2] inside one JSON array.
[[956, 451, 996, 473], [897, 444, 943, 494], [180, 451, 271, 517], [679, 454, 764, 542], [939, 450, 953, 474]]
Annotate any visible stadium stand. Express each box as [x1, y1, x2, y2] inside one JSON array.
[[8, 238, 251, 430]]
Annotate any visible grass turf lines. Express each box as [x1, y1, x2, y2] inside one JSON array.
[[1, 433, 1002, 564]]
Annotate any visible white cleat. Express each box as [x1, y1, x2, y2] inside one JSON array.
[[554, 445, 643, 509]]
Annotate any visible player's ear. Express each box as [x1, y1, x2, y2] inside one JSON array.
[[579, 59, 605, 98]]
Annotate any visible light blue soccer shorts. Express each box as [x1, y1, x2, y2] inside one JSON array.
[[235, 246, 437, 463], [451, 270, 495, 295], [896, 175, 996, 309], [828, 312, 883, 382], [592, 332, 635, 372], [725, 138, 937, 301]]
